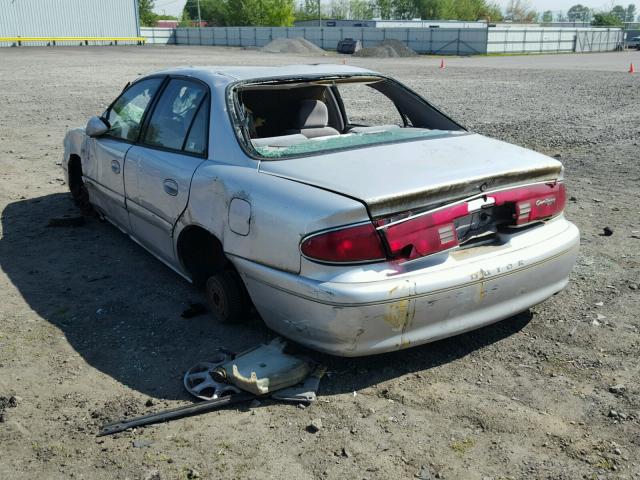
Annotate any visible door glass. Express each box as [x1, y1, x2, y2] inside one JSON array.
[[142, 79, 207, 152], [184, 101, 209, 155], [106, 78, 163, 142]]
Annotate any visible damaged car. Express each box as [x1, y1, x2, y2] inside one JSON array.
[[63, 64, 579, 356]]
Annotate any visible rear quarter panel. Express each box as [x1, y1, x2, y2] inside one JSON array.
[[177, 162, 370, 274]]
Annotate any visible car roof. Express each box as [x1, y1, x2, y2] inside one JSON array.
[[148, 64, 378, 83]]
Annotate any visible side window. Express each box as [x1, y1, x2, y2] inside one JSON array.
[[106, 78, 163, 141], [184, 101, 209, 155], [337, 83, 404, 127], [142, 79, 207, 153]]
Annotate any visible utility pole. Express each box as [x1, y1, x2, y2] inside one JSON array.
[[197, 0, 202, 26], [318, 0, 321, 27]]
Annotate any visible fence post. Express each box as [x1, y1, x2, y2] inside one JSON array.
[[456, 29, 460, 55], [540, 29, 543, 52], [522, 29, 527, 53], [557, 29, 561, 52]]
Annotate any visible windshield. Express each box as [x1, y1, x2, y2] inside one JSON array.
[[231, 75, 464, 159]]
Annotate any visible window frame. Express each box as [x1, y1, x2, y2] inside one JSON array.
[[137, 75, 211, 159], [226, 73, 467, 161], [102, 75, 167, 145]]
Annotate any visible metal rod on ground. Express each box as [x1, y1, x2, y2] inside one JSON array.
[[97, 392, 255, 437]]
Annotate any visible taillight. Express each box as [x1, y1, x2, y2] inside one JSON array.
[[302, 182, 566, 264], [378, 182, 566, 261], [380, 203, 468, 260], [301, 223, 386, 263], [499, 183, 566, 225]]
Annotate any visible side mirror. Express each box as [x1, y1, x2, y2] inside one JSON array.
[[85, 116, 110, 137]]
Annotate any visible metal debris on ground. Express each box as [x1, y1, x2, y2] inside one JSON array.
[[272, 364, 326, 404], [180, 302, 208, 319], [97, 337, 325, 436], [209, 337, 311, 396]]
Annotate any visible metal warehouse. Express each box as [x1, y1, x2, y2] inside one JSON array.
[[0, 0, 141, 47]]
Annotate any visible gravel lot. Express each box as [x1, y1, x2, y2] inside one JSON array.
[[0, 46, 639, 480]]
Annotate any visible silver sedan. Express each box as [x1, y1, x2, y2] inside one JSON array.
[[63, 64, 579, 356]]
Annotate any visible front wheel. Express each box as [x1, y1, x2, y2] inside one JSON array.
[[205, 270, 247, 323], [68, 161, 93, 215]]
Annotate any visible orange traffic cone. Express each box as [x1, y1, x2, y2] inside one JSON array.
[[629, 63, 635, 73], [439, 58, 445, 69]]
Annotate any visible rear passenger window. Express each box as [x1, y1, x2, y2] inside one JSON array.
[[184, 101, 209, 155], [142, 79, 208, 153]]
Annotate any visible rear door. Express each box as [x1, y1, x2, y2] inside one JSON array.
[[83, 77, 163, 231], [123, 77, 210, 263]]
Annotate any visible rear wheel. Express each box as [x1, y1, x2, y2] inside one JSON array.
[[205, 270, 247, 323]]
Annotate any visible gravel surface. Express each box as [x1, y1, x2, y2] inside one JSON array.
[[0, 46, 639, 480], [262, 37, 326, 54]]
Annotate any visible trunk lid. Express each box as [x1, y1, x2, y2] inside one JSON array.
[[258, 133, 562, 218]]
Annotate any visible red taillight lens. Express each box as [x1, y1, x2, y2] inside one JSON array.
[[302, 182, 566, 264], [491, 182, 566, 225], [381, 203, 467, 260], [301, 223, 386, 263], [379, 182, 566, 261]]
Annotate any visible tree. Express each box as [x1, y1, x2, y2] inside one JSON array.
[[184, 0, 295, 26], [504, 0, 537, 22], [611, 5, 627, 22], [330, 0, 350, 18], [139, 0, 158, 27], [541, 10, 553, 22], [625, 4, 636, 22], [567, 4, 591, 22], [591, 12, 623, 26], [295, 0, 321, 21], [350, 0, 375, 19]]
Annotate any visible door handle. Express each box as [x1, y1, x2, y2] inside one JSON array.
[[163, 179, 179, 196], [111, 160, 120, 174]]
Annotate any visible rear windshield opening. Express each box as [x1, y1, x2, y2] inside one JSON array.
[[231, 76, 465, 159]]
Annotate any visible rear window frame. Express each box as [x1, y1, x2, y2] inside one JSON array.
[[226, 73, 468, 161]]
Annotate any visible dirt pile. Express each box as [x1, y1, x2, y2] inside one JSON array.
[[261, 37, 325, 54], [354, 38, 417, 58]]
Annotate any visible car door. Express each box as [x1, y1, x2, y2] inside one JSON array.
[[83, 77, 163, 232], [123, 77, 210, 264]]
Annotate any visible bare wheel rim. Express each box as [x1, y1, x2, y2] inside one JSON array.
[[207, 278, 228, 318]]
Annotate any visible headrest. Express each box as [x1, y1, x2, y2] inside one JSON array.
[[296, 100, 328, 129]]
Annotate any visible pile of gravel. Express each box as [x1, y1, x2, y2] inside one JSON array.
[[261, 37, 326, 54], [354, 38, 417, 58]]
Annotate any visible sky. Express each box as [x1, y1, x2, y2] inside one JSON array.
[[152, 0, 637, 18]]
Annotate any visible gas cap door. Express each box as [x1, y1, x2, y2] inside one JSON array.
[[228, 198, 251, 236]]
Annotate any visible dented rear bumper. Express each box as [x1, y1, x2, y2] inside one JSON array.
[[232, 217, 579, 356]]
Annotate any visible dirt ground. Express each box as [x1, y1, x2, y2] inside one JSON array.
[[0, 46, 639, 480]]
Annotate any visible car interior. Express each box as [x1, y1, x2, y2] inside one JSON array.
[[233, 76, 465, 157]]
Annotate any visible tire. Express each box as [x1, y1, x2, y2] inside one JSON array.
[[205, 270, 247, 323], [69, 163, 93, 215]]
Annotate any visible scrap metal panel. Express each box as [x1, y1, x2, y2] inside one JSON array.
[[0, 0, 140, 47]]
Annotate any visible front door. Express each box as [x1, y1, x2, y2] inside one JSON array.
[[123, 77, 210, 263], [83, 77, 163, 232]]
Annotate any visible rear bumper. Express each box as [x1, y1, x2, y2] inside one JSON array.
[[232, 217, 580, 356]]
